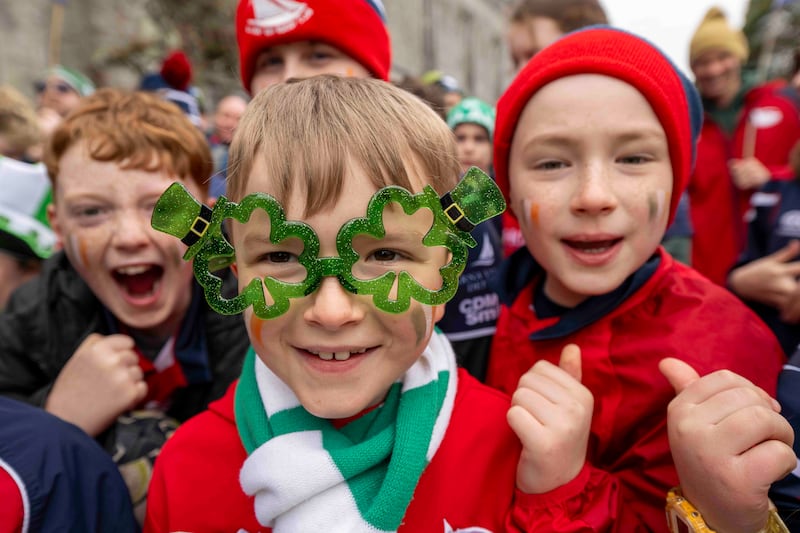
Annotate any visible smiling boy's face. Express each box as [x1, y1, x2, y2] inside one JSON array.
[[232, 155, 448, 419], [48, 141, 202, 339], [508, 74, 673, 308]]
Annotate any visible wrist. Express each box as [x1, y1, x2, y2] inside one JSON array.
[[666, 487, 788, 533]]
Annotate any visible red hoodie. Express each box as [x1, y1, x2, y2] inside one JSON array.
[[487, 247, 784, 531]]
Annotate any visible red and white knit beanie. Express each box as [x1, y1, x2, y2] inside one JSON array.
[[236, 0, 391, 94]]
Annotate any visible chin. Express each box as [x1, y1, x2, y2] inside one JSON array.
[[302, 394, 372, 420]]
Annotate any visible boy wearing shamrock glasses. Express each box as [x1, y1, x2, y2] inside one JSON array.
[[144, 74, 593, 532]]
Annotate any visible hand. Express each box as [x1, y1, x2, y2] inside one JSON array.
[[728, 240, 800, 310], [45, 333, 148, 436], [659, 358, 795, 533], [729, 157, 771, 190], [509, 344, 594, 494]]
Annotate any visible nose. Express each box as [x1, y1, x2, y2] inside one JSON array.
[[111, 210, 152, 250], [462, 139, 476, 155], [570, 163, 617, 216], [304, 277, 364, 329]]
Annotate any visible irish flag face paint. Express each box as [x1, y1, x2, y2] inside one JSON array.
[[520, 198, 540, 229], [67, 234, 89, 271], [649, 190, 666, 223]]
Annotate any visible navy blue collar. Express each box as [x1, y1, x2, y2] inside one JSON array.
[[492, 248, 661, 340]]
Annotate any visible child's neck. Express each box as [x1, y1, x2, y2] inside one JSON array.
[[330, 402, 382, 429], [128, 329, 172, 361]]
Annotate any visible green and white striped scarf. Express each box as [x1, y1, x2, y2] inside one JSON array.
[[234, 330, 458, 532]]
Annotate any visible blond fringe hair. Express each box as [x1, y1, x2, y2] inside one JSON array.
[[226, 75, 461, 216]]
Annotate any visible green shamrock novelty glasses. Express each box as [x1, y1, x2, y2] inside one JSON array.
[[151, 167, 505, 318]]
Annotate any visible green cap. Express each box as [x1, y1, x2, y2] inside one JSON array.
[[446, 97, 495, 138], [0, 157, 55, 259]]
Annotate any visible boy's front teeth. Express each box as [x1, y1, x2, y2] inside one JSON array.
[[316, 351, 351, 361]]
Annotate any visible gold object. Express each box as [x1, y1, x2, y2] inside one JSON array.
[[665, 487, 788, 533]]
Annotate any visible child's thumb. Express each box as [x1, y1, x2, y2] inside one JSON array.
[[559, 343, 582, 382], [659, 357, 700, 394]]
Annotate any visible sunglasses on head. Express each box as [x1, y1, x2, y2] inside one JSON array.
[[33, 81, 73, 95]]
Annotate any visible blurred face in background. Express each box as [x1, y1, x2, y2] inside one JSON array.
[[213, 95, 248, 145], [691, 48, 742, 107], [35, 75, 83, 118], [507, 16, 563, 74], [453, 123, 492, 175]]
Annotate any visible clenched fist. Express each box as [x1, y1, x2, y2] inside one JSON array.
[[46, 333, 148, 436]]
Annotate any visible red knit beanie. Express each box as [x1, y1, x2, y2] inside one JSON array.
[[493, 27, 702, 225], [236, 0, 391, 94]]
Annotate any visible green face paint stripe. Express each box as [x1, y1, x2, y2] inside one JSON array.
[[411, 306, 428, 345], [648, 193, 658, 222]]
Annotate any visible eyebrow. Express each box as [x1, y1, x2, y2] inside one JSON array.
[[522, 128, 666, 148], [354, 228, 429, 244], [241, 233, 293, 249]]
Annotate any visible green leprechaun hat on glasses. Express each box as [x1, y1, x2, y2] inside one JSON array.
[[152, 166, 505, 318]]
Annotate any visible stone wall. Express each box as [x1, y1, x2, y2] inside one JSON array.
[[0, 0, 512, 107]]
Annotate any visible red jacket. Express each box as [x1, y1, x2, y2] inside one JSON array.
[[145, 370, 625, 532], [487, 247, 784, 532], [689, 82, 800, 284]]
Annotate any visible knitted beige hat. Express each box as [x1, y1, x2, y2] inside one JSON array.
[[689, 7, 748, 64]]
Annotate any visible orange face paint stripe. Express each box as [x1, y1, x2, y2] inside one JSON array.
[[529, 202, 539, 227], [249, 313, 265, 348]]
